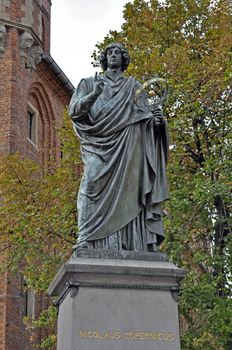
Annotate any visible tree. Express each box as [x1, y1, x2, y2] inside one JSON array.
[[0, 111, 81, 348], [93, 0, 232, 349]]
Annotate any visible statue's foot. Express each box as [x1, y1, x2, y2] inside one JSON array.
[[147, 243, 158, 252]]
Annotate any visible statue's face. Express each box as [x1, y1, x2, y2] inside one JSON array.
[[0, 28, 5, 39], [106, 46, 122, 69], [25, 38, 34, 48]]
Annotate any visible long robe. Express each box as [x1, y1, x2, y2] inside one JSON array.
[[69, 73, 169, 251]]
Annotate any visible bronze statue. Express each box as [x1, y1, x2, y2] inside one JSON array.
[[69, 43, 169, 252]]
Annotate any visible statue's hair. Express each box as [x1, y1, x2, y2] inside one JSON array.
[[99, 42, 130, 72]]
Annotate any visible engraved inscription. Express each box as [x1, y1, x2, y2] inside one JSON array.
[[79, 330, 175, 341]]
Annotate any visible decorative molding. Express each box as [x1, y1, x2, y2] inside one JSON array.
[[55, 281, 180, 310], [70, 286, 79, 298], [19, 31, 43, 70], [67, 281, 179, 292], [0, 23, 6, 54], [171, 289, 179, 302], [0, 18, 42, 45]]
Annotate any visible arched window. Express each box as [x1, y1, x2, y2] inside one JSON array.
[[27, 101, 39, 147]]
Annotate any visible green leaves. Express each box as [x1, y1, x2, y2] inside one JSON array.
[[24, 305, 57, 349], [94, 0, 232, 348], [2, 111, 80, 289]]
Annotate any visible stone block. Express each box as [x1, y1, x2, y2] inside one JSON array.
[[49, 249, 186, 350]]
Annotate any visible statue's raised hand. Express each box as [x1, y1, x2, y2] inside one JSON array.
[[93, 73, 105, 97]]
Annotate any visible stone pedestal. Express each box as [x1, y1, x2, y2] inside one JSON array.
[[48, 249, 185, 350]]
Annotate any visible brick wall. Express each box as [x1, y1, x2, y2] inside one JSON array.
[[0, 26, 12, 155], [0, 0, 51, 45], [41, 2, 51, 53], [4, 273, 27, 350], [0, 30, 69, 163], [0, 1, 73, 348]]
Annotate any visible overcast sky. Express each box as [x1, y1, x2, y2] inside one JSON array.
[[50, 0, 131, 87]]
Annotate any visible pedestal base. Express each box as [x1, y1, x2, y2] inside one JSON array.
[[48, 249, 185, 350]]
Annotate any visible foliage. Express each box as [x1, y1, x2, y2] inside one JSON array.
[[0, 111, 80, 289], [24, 306, 57, 349], [94, 0, 232, 349]]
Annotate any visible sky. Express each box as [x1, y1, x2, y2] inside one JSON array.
[[50, 0, 131, 87]]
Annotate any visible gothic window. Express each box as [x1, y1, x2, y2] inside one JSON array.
[[25, 289, 36, 319], [22, 277, 36, 319], [27, 102, 38, 146]]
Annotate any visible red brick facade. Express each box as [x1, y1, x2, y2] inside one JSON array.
[[0, 1, 74, 349]]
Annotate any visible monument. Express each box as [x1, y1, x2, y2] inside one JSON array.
[[68, 42, 169, 252], [49, 42, 185, 350]]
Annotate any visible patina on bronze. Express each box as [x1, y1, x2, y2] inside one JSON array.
[[69, 42, 169, 252]]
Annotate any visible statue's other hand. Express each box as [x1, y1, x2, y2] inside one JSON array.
[[153, 116, 165, 128], [93, 79, 105, 97]]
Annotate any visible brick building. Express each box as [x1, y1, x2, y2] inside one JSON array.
[[0, 1, 74, 348]]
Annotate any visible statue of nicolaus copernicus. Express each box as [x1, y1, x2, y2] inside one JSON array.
[[69, 42, 169, 252]]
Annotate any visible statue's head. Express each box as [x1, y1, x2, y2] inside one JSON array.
[[20, 31, 34, 49], [99, 42, 130, 72]]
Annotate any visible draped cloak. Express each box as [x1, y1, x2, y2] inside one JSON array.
[[69, 73, 169, 250]]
